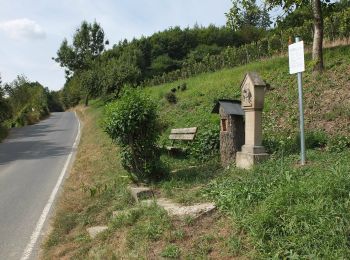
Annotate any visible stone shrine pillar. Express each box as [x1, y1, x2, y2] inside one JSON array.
[[236, 72, 269, 169]]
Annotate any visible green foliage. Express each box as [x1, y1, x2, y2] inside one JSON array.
[[190, 126, 220, 161], [60, 76, 83, 109], [54, 20, 106, 105], [55, 20, 105, 76], [104, 90, 164, 182], [144, 39, 279, 86], [226, 0, 271, 31], [327, 135, 350, 152], [4, 75, 50, 127], [263, 130, 328, 156], [180, 83, 187, 91], [99, 46, 142, 99], [164, 92, 177, 104], [0, 88, 12, 124], [47, 90, 64, 112], [161, 244, 181, 258]]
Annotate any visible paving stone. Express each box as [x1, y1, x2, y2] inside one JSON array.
[[158, 199, 215, 219], [128, 186, 154, 202], [87, 226, 108, 239], [142, 198, 216, 219]]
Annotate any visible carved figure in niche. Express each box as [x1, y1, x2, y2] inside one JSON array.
[[242, 85, 252, 106]]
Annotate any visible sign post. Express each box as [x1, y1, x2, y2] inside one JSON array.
[[288, 37, 306, 165]]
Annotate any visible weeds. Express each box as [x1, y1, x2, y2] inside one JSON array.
[[161, 244, 181, 258]]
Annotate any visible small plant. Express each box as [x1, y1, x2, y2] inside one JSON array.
[[161, 244, 181, 258], [327, 135, 350, 152], [227, 235, 242, 255], [190, 126, 220, 161], [183, 215, 195, 226], [180, 83, 187, 91], [104, 90, 164, 182], [165, 92, 177, 104], [171, 87, 177, 93]]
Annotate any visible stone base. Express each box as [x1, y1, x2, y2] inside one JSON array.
[[236, 151, 269, 169], [241, 145, 266, 154]]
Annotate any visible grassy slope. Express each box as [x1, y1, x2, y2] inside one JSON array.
[[43, 45, 350, 258], [146, 46, 349, 142]]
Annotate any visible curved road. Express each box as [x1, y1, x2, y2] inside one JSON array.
[[0, 112, 80, 260]]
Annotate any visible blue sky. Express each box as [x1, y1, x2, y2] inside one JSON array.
[[0, 0, 232, 90]]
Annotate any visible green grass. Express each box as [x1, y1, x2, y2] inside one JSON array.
[[206, 150, 350, 258]]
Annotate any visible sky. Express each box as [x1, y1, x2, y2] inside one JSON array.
[[0, 0, 233, 91]]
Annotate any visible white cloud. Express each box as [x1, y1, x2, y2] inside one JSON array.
[[0, 18, 46, 40]]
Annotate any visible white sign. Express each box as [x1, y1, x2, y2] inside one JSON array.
[[288, 41, 305, 74]]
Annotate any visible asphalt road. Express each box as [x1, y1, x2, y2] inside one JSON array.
[[0, 112, 79, 260]]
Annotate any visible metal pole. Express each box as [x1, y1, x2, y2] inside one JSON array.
[[295, 37, 306, 165]]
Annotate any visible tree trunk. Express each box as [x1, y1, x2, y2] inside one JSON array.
[[312, 0, 324, 72], [85, 93, 89, 106]]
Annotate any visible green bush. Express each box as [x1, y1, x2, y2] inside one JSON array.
[[104, 90, 165, 182], [190, 126, 220, 161], [165, 92, 177, 104], [327, 135, 350, 152]]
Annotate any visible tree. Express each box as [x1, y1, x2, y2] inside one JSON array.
[[265, 0, 326, 72], [225, 0, 271, 31], [55, 21, 105, 75], [54, 21, 106, 104], [0, 75, 12, 124], [100, 46, 143, 100]]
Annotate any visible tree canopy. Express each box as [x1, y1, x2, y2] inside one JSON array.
[[54, 21, 106, 77]]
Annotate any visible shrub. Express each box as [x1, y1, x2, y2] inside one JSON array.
[[165, 92, 177, 104], [171, 88, 177, 93], [190, 126, 220, 161], [104, 90, 164, 182], [161, 244, 181, 258], [304, 130, 328, 149], [180, 83, 187, 91], [327, 135, 350, 152]]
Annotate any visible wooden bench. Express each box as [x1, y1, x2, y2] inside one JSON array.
[[167, 127, 198, 152]]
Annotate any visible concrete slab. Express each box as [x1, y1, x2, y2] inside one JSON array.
[[128, 186, 154, 202], [142, 198, 216, 219], [87, 226, 108, 239]]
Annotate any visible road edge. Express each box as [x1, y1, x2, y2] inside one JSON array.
[[20, 112, 82, 260]]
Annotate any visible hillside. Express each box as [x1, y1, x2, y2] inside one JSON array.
[[43, 45, 350, 259], [145, 45, 350, 147]]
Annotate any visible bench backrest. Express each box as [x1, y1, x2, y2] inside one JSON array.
[[169, 127, 198, 141]]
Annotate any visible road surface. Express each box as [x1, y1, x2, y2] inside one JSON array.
[[0, 112, 80, 260]]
